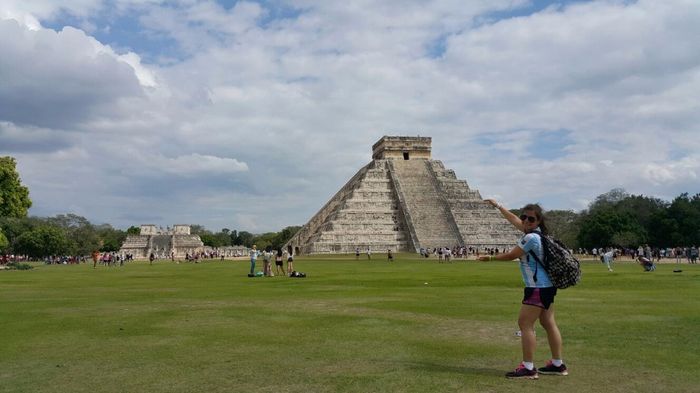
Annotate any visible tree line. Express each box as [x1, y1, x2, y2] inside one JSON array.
[[0, 156, 301, 259], [0, 213, 300, 259], [189, 225, 301, 251], [537, 188, 700, 249], [3, 155, 699, 257]]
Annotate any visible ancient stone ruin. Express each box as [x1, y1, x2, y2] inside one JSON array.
[[284, 136, 521, 254], [119, 225, 204, 259]]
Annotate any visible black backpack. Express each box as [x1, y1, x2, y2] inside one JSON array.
[[528, 234, 581, 289]]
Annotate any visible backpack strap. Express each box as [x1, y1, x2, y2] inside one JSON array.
[[528, 249, 539, 284], [527, 233, 546, 284]]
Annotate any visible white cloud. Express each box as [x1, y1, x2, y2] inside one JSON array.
[[1, 0, 699, 231], [154, 153, 249, 176], [0, 19, 149, 128], [644, 157, 699, 186]]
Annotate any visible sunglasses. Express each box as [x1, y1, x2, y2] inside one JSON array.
[[520, 214, 537, 223]]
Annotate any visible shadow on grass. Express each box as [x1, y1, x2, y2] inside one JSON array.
[[400, 360, 503, 377]]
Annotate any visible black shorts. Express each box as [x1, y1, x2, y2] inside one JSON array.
[[522, 287, 557, 310], [275, 260, 283, 266]]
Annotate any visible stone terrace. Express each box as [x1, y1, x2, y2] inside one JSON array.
[[285, 136, 520, 254]]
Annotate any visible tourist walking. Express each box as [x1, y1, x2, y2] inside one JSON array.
[[355, 247, 360, 260], [91, 250, 99, 268], [480, 199, 568, 379], [675, 246, 683, 264], [602, 248, 615, 272], [366, 247, 371, 260]]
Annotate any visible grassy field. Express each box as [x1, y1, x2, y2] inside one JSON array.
[[1, 254, 698, 393]]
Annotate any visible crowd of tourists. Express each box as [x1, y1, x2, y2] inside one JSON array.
[[416, 246, 513, 261], [0, 248, 254, 266], [248, 245, 295, 277], [580, 245, 699, 263], [0, 254, 30, 264]]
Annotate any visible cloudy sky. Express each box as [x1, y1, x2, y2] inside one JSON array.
[[1, 0, 699, 232]]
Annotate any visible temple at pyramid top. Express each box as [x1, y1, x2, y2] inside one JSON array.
[[371, 136, 432, 160], [285, 135, 520, 255]]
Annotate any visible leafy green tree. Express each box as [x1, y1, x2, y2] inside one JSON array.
[[577, 189, 664, 248], [14, 226, 71, 258], [0, 216, 42, 253], [577, 208, 645, 249], [589, 188, 631, 212], [126, 226, 140, 235], [615, 195, 667, 231], [213, 231, 232, 247], [200, 233, 216, 247], [252, 232, 276, 250], [647, 209, 677, 247], [666, 193, 700, 246], [201, 232, 231, 247], [0, 229, 8, 252], [543, 210, 580, 248], [271, 226, 301, 249], [71, 224, 101, 255], [189, 225, 208, 235], [0, 157, 32, 218], [45, 213, 91, 229], [236, 231, 254, 247], [44, 214, 100, 255], [96, 224, 127, 252], [611, 231, 643, 248]]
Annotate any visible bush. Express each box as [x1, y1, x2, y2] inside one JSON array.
[[6, 262, 33, 270]]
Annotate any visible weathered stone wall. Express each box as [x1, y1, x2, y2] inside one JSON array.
[[119, 225, 204, 259], [372, 136, 432, 160], [429, 161, 520, 249], [388, 159, 462, 251], [285, 160, 412, 254], [140, 225, 158, 236], [173, 225, 191, 235]]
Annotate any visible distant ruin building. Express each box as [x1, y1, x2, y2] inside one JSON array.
[[285, 136, 521, 254], [119, 224, 204, 259]]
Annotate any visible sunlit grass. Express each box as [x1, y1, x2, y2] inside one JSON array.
[[0, 255, 698, 392]]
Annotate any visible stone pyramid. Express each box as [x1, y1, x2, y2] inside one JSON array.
[[285, 136, 521, 254]]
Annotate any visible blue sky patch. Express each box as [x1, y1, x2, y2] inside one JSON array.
[[41, 7, 183, 64], [425, 34, 448, 59], [474, 128, 573, 160], [477, 0, 593, 26], [255, 1, 305, 27], [532, 129, 574, 160]]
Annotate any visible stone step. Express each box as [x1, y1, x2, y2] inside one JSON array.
[[390, 159, 462, 249]]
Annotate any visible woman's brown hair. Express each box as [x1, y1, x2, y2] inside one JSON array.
[[522, 203, 548, 235]]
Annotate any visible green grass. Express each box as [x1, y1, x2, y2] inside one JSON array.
[[1, 255, 698, 392]]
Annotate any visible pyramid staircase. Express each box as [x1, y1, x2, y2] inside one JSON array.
[[285, 136, 520, 254]]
